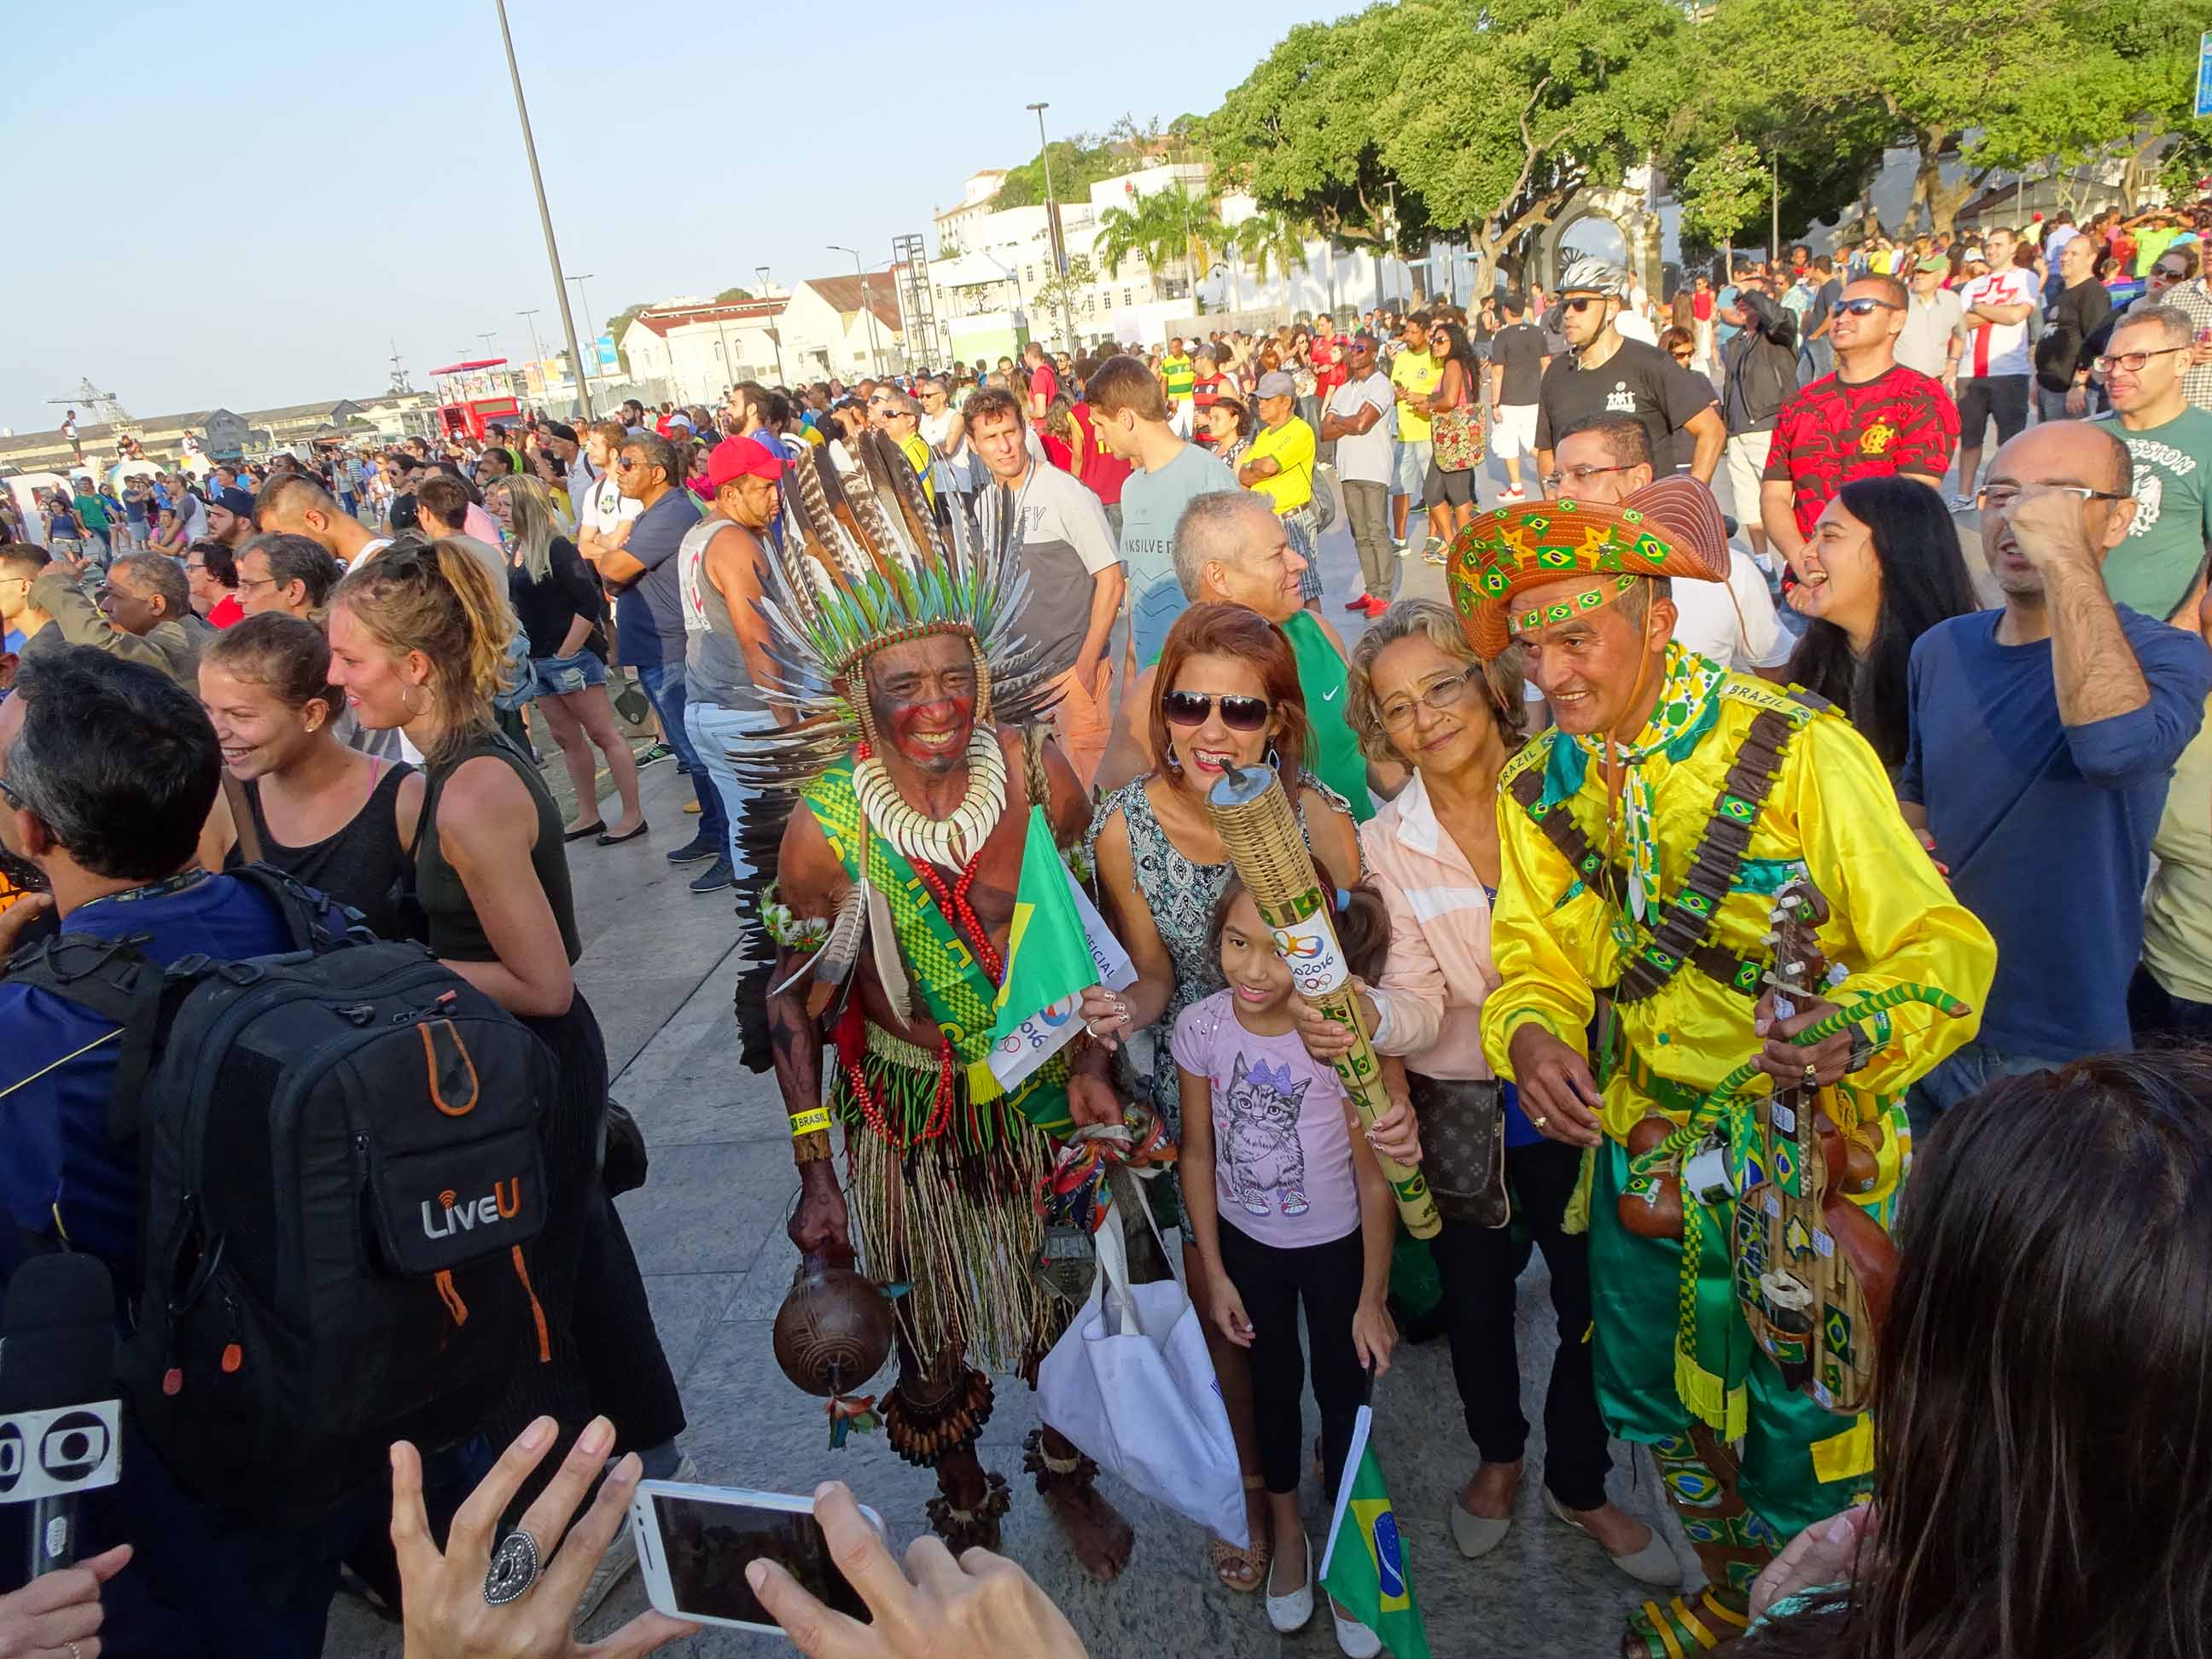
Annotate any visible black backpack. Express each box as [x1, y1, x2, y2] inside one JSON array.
[[5, 867, 557, 1517]]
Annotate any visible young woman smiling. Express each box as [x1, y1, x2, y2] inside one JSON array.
[[199, 611, 423, 939], [1784, 476, 1979, 777], [1081, 600, 1359, 1596]]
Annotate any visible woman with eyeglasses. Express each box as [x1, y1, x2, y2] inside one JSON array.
[[1315, 599, 1680, 1591], [1083, 600, 1360, 1598], [1784, 476, 1979, 779]]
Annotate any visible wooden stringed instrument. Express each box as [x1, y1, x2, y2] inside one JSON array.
[[1731, 875, 1898, 1415]]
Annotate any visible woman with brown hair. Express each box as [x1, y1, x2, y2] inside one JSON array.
[[1743, 1049, 2212, 1659], [326, 538, 689, 1613], [199, 611, 424, 937], [1324, 600, 1678, 1587], [1080, 599, 1360, 1596]]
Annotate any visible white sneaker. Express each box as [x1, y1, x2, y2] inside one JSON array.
[[1331, 1598, 1383, 1657], [575, 1452, 697, 1624], [1265, 1528, 1313, 1633], [1948, 492, 1976, 511]]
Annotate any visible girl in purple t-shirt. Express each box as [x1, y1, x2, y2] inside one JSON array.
[[1173, 867, 1399, 1653]]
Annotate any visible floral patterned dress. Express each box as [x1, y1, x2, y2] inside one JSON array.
[[1086, 770, 1351, 1140]]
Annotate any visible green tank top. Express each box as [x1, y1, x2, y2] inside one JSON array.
[[1283, 610, 1374, 822]]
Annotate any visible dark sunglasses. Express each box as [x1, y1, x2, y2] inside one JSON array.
[[1563, 295, 1605, 313], [1162, 690, 1270, 731], [1832, 297, 1901, 316]]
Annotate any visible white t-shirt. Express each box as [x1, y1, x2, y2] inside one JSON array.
[[582, 471, 643, 538], [1324, 370, 1398, 485], [1958, 268, 2040, 378], [1670, 550, 1792, 672]]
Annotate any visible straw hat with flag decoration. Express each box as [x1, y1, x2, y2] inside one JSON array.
[[1444, 477, 1735, 661]]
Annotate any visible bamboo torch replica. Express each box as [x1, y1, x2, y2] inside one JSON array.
[[1208, 764, 1440, 1238]]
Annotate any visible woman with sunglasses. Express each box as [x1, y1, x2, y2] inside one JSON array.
[[1083, 600, 1360, 1598], [1318, 600, 1679, 1592], [1417, 320, 1481, 561]]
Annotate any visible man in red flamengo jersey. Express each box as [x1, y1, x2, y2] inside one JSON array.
[[1760, 272, 1960, 583]]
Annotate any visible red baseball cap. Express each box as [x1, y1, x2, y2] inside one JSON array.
[[702, 436, 783, 492]]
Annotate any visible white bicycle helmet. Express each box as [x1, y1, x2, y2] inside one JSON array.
[[1557, 257, 1629, 297]]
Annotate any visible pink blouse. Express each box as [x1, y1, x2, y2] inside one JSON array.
[[1358, 771, 1499, 1081]]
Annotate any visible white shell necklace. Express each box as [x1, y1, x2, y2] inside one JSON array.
[[853, 731, 1008, 870]]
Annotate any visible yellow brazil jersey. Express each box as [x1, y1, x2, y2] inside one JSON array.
[[1481, 673, 1994, 1145], [1391, 349, 1440, 442], [1246, 417, 1315, 515], [896, 430, 937, 506]]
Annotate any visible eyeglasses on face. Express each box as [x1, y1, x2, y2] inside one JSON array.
[[2093, 346, 2186, 375], [1377, 667, 1483, 731], [1831, 297, 1901, 316], [1543, 463, 1630, 489], [236, 575, 279, 593], [1975, 484, 2133, 511], [1162, 690, 1271, 731]]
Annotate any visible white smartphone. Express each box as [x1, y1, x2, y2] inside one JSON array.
[[629, 1478, 884, 1635]]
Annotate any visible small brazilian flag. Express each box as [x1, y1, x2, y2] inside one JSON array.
[[1319, 1404, 1431, 1658], [985, 806, 1102, 1108]]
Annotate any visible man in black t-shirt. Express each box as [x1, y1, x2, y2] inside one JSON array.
[[1487, 291, 1550, 501], [1535, 259, 1724, 492]]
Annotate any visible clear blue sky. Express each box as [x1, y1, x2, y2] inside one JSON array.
[[0, 0, 1349, 434]]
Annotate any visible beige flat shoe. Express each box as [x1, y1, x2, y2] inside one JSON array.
[[1542, 1489, 1683, 1586], [1448, 1496, 1512, 1558]]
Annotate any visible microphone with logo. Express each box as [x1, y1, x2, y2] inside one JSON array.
[[0, 1254, 121, 1579]]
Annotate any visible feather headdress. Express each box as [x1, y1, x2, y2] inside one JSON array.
[[738, 431, 1055, 790]]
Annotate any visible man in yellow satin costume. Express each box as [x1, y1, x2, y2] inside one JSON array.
[[1447, 478, 1994, 1658]]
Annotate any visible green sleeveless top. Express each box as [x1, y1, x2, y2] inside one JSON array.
[[1284, 609, 1373, 822]]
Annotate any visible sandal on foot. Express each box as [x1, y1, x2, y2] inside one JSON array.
[[1211, 1476, 1271, 1593], [1624, 1588, 1749, 1656], [1544, 1490, 1682, 1586]]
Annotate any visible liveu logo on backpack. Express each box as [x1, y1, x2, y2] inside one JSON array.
[[6, 867, 560, 1519]]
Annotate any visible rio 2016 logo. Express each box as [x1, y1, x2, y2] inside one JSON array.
[[1271, 929, 1325, 961]]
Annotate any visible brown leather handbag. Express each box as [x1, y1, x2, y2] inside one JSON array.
[[1406, 1073, 1509, 1227]]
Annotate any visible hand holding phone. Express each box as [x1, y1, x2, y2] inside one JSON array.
[[735, 1481, 1090, 1659]]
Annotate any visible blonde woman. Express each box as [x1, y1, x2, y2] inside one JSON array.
[[490, 474, 643, 844], [327, 539, 689, 1604]]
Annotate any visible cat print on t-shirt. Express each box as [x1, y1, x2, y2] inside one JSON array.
[[1220, 1053, 1313, 1218]]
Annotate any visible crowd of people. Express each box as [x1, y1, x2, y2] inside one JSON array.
[[0, 188, 2210, 1659]]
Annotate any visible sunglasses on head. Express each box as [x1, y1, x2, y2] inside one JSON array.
[[1162, 690, 1270, 731]]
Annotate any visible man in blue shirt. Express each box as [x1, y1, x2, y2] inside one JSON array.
[[589, 429, 727, 885], [1901, 421, 2212, 1120], [0, 646, 428, 1655]]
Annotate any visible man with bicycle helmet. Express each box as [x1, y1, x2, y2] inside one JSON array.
[[1535, 259, 1725, 492]]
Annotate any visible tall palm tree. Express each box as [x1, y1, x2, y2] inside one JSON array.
[[1092, 200, 1172, 302], [1094, 184, 1226, 302], [1231, 209, 1310, 307]]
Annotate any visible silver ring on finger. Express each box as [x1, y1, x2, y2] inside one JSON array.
[[1533, 1115, 1549, 1131], [483, 1528, 542, 1605], [66, 1643, 83, 1659]]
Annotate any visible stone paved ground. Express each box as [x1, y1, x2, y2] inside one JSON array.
[[325, 444, 1988, 1656]]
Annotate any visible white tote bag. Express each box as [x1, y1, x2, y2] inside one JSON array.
[[1035, 1196, 1249, 1547]]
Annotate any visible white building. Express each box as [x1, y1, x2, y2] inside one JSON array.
[[778, 274, 906, 381], [934, 169, 1010, 257], [617, 296, 792, 405]]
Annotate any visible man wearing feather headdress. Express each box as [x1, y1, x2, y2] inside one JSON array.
[[753, 430, 1137, 1575]]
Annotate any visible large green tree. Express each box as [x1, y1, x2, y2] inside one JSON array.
[[1373, 0, 1693, 295], [1206, 15, 1437, 267]]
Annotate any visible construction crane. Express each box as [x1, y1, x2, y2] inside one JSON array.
[[47, 379, 130, 428]]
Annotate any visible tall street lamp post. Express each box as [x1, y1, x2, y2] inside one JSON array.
[[492, 0, 593, 418], [1027, 102, 1079, 352], [828, 245, 886, 378]]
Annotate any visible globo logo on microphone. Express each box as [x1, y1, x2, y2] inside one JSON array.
[[0, 1403, 121, 1501]]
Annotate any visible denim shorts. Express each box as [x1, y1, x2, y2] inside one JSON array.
[[531, 649, 607, 696]]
